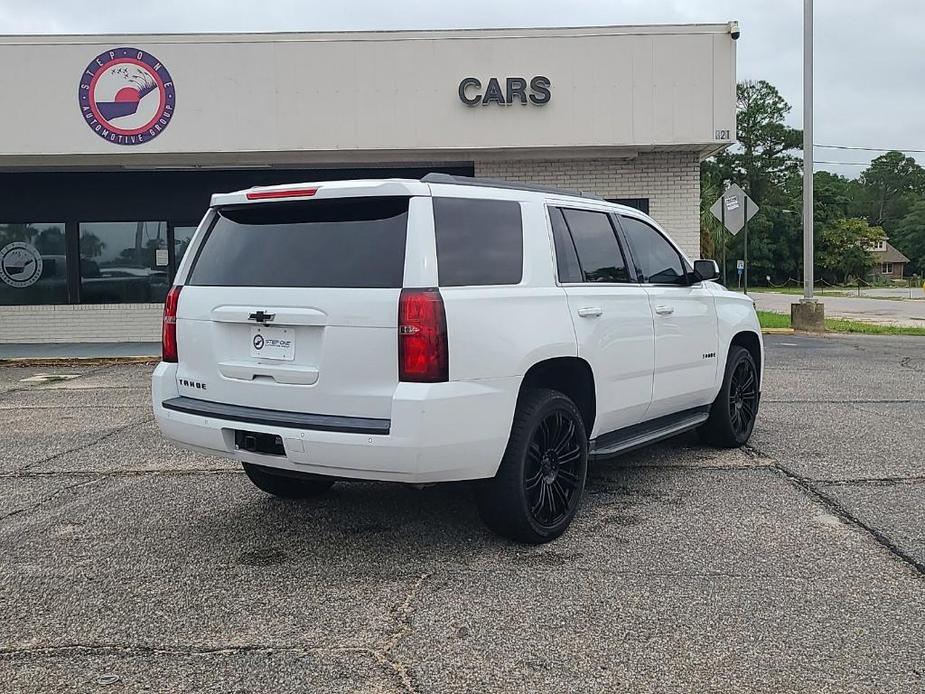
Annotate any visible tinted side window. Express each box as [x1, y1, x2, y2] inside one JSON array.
[[548, 207, 582, 283], [188, 197, 408, 288], [433, 198, 523, 286], [620, 216, 687, 285], [561, 208, 631, 283]]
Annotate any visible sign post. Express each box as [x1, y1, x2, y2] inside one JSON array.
[[744, 197, 749, 294], [710, 184, 758, 292], [721, 199, 727, 286]]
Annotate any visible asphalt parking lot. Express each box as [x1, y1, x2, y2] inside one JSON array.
[[1, 334, 924, 693]]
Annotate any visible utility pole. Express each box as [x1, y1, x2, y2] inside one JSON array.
[[793, 0, 825, 330], [802, 0, 814, 301]]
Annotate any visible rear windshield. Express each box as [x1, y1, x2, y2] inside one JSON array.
[[188, 196, 409, 288]]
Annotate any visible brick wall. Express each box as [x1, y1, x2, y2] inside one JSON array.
[[474, 151, 701, 257], [0, 304, 162, 343]]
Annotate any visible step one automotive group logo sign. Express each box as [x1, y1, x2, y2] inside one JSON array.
[[0, 242, 43, 288], [78, 47, 176, 145]]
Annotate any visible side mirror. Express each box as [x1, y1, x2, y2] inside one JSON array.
[[693, 259, 720, 282]]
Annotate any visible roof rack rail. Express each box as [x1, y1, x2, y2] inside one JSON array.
[[421, 173, 604, 201]]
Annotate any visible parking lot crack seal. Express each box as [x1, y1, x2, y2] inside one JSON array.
[[0, 478, 103, 522], [0, 404, 146, 410], [17, 415, 154, 473], [0, 469, 242, 479], [372, 570, 433, 693], [621, 463, 766, 471], [900, 356, 924, 373], [762, 398, 925, 404], [772, 462, 925, 579], [848, 402, 919, 421], [818, 476, 925, 486], [0, 643, 373, 658]]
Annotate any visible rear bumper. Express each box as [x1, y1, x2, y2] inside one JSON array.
[[161, 396, 390, 435], [151, 362, 518, 483]]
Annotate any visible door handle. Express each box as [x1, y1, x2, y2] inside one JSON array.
[[654, 305, 675, 315], [577, 306, 603, 318]]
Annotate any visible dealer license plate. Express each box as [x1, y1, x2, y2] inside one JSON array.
[[250, 326, 295, 361]]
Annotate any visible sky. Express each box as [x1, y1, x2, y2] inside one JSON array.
[[2, 0, 923, 178]]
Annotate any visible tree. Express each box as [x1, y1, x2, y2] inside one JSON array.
[[893, 200, 925, 274], [857, 151, 925, 232], [79, 232, 105, 258], [710, 80, 803, 205], [0, 223, 37, 246], [701, 79, 925, 286], [700, 176, 723, 260], [813, 171, 855, 227], [817, 217, 885, 284], [701, 80, 803, 282], [34, 226, 66, 255]]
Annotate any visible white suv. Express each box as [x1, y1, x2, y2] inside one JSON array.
[[152, 174, 762, 543]]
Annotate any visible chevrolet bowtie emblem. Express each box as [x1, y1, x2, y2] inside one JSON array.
[[248, 310, 275, 324]]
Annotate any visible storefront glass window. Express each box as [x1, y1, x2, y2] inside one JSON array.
[[0, 223, 68, 305], [79, 222, 169, 304]]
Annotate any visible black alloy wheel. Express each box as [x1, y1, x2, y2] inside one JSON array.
[[477, 388, 589, 544], [699, 345, 760, 448], [525, 410, 583, 527], [728, 355, 759, 439]]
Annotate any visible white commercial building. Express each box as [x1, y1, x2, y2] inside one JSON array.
[[0, 25, 736, 343]]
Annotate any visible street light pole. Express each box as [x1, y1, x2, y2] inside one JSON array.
[[802, 0, 814, 301]]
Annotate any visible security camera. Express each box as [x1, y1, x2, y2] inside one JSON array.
[[729, 21, 740, 40]]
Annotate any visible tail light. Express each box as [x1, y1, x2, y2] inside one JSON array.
[[162, 285, 182, 363], [398, 288, 448, 382], [245, 187, 318, 200]]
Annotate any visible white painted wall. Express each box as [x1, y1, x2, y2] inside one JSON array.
[[0, 26, 736, 163]]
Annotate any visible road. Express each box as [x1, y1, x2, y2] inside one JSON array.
[[1, 334, 924, 692], [752, 291, 925, 327], [854, 287, 925, 300]]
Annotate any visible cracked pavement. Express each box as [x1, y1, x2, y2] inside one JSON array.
[[1, 334, 924, 692]]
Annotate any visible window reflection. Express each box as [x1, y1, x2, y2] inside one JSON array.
[[79, 222, 169, 303], [173, 226, 197, 270]]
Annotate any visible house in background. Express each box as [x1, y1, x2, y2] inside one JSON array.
[[870, 238, 911, 279]]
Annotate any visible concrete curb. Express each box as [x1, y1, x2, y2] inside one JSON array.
[[761, 328, 795, 335]]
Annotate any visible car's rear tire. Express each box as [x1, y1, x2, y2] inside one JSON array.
[[698, 345, 760, 448], [477, 388, 588, 544], [242, 463, 336, 499]]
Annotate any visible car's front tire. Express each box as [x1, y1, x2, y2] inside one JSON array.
[[699, 345, 760, 448], [243, 463, 336, 499], [477, 388, 588, 544]]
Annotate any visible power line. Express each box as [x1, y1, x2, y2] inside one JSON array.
[[815, 143, 925, 154], [813, 160, 871, 166]]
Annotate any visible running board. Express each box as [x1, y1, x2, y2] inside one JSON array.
[[589, 407, 710, 458]]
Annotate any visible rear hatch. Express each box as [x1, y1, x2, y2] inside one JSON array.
[[174, 193, 412, 420]]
